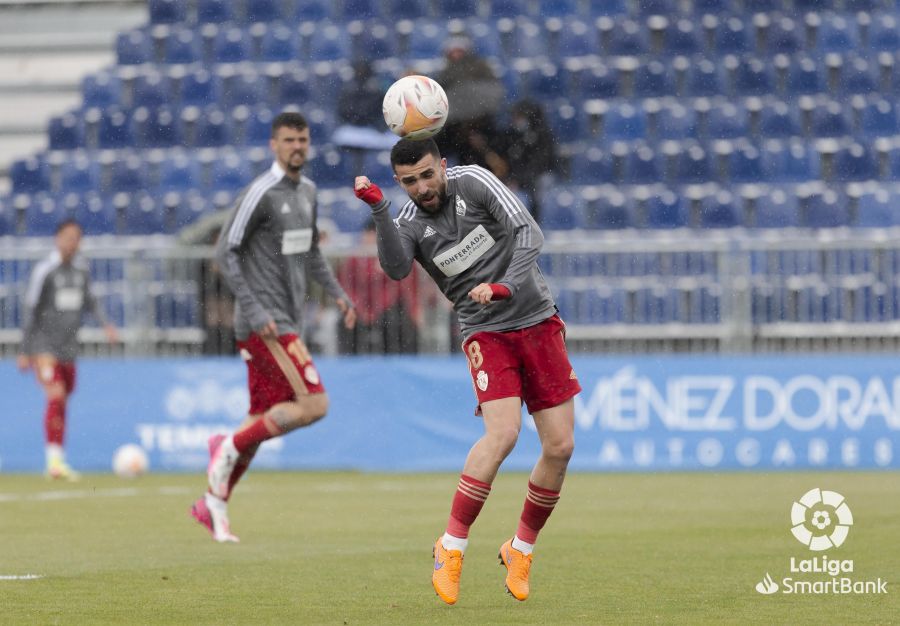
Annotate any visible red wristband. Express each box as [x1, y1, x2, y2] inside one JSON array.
[[355, 183, 383, 206], [490, 283, 511, 300]]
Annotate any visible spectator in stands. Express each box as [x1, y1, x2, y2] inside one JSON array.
[[436, 35, 506, 172], [331, 60, 397, 151], [337, 218, 420, 354], [17, 219, 119, 480], [497, 100, 558, 224]]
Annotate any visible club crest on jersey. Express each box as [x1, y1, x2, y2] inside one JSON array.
[[476, 370, 489, 391], [455, 196, 467, 216], [423, 225, 436, 238]]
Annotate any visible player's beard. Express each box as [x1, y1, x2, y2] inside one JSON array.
[[414, 184, 447, 214], [286, 151, 305, 173]]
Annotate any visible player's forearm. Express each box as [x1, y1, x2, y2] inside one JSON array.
[[307, 247, 352, 305], [499, 224, 543, 295], [371, 199, 415, 280]]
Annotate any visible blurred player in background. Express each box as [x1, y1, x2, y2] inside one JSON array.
[[354, 138, 580, 604], [192, 111, 357, 543], [17, 219, 118, 480]]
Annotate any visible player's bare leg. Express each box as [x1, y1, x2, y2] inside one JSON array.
[[500, 398, 575, 600], [433, 397, 522, 605]]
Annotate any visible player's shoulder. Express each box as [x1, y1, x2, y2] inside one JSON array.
[[238, 167, 283, 207], [32, 251, 61, 275], [300, 174, 316, 190], [447, 164, 498, 187]]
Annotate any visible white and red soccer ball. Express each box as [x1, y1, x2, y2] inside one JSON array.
[[382, 75, 449, 140], [112, 443, 149, 478]]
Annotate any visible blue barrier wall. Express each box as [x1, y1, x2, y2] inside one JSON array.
[[2, 355, 898, 473]]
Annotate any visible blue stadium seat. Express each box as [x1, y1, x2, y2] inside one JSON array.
[[342, 0, 381, 19], [62, 192, 115, 235], [277, 68, 312, 106], [541, 190, 583, 230], [527, 64, 569, 101], [166, 191, 212, 232], [672, 144, 712, 184], [685, 58, 725, 97], [148, 0, 185, 24], [0, 195, 11, 236], [59, 154, 100, 194], [665, 19, 702, 56], [197, 0, 233, 23], [97, 108, 134, 149], [324, 194, 370, 232], [583, 189, 631, 228], [758, 100, 802, 139], [304, 107, 337, 142], [805, 189, 850, 228], [185, 107, 230, 147], [706, 101, 749, 139], [621, 143, 661, 184], [762, 140, 818, 182], [82, 72, 122, 108], [307, 145, 350, 187], [538, 0, 577, 17], [587, 0, 626, 16], [714, 16, 749, 54], [209, 152, 252, 192], [439, 0, 477, 18], [579, 62, 619, 99], [858, 99, 900, 137], [212, 27, 252, 63], [550, 103, 583, 144], [636, 0, 674, 16], [159, 153, 203, 192], [604, 103, 647, 140], [294, 0, 334, 21], [162, 27, 201, 64], [23, 194, 65, 236], [497, 18, 543, 59], [869, 13, 900, 51], [490, 0, 525, 17], [728, 142, 764, 183], [222, 71, 265, 108], [554, 18, 598, 58], [404, 20, 446, 60], [785, 56, 824, 95], [731, 56, 775, 96], [119, 193, 165, 235], [646, 190, 688, 228], [655, 102, 697, 140], [116, 29, 153, 65], [699, 190, 742, 227], [839, 56, 877, 95], [856, 190, 900, 227], [569, 146, 611, 184], [48, 113, 84, 151], [604, 18, 648, 56], [132, 106, 181, 148], [360, 150, 393, 183], [352, 22, 396, 60], [131, 71, 171, 109], [235, 105, 275, 146], [179, 69, 221, 107], [246, 0, 282, 22], [11, 157, 50, 194], [815, 13, 859, 53], [258, 24, 299, 62], [754, 189, 800, 227], [811, 101, 851, 138], [633, 60, 673, 98], [832, 143, 877, 181], [309, 23, 350, 61], [767, 16, 802, 54], [108, 156, 146, 194]]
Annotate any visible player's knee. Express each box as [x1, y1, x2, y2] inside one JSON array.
[[487, 427, 519, 459], [308, 392, 329, 422], [543, 436, 575, 464]]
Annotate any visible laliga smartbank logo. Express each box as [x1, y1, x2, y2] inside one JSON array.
[[754, 488, 887, 596]]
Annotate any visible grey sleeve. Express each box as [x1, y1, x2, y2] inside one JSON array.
[[215, 199, 273, 331], [306, 211, 351, 304], [370, 198, 417, 280], [474, 171, 544, 296]]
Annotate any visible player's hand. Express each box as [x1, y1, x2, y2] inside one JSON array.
[[468, 283, 511, 305], [103, 324, 119, 344], [336, 297, 357, 329], [16, 354, 32, 372], [256, 319, 278, 339], [354, 176, 384, 207]]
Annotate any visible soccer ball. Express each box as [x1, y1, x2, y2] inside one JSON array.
[[112, 444, 149, 478], [382, 75, 449, 140]]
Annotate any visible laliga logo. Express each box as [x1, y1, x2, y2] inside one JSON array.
[[790, 488, 853, 551]]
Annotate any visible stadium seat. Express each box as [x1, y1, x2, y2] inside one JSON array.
[[116, 29, 153, 65], [490, 0, 525, 17], [784, 56, 824, 95], [62, 192, 116, 235], [541, 190, 583, 230], [758, 100, 802, 139], [440, 0, 477, 18], [165, 191, 212, 232], [655, 102, 696, 140], [23, 194, 65, 236], [59, 154, 100, 194], [148, 0, 185, 24], [324, 193, 370, 232], [838, 56, 877, 95], [108, 156, 146, 194], [868, 13, 900, 51], [209, 152, 253, 192], [213, 27, 252, 63], [636, 0, 674, 16], [814, 13, 859, 53], [304, 107, 337, 143], [645, 190, 688, 228], [82, 72, 122, 108], [130, 71, 170, 109], [672, 144, 712, 184], [663, 19, 702, 56], [602, 17, 648, 56], [730, 56, 775, 96], [48, 113, 84, 151], [754, 189, 800, 227], [569, 146, 611, 184], [706, 101, 749, 139], [762, 140, 818, 182], [159, 153, 203, 192], [831, 143, 877, 181], [222, 71, 265, 108], [0, 196, 10, 236], [119, 193, 165, 235], [603, 103, 647, 141], [586, 0, 626, 16], [294, 0, 334, 21], [585, 190, 632, 229], [727, 142, 764, 183], [553, 18, 598, 59], [342, 0, 381, 19], [810, 100, 851, 138], [162, 27, 201, 64], [180, 69, 221, 107], [621, 143, 661, 184], [550, 103, 583, 144], [245, 0, 282, 22], [196, 0, 233, 23], [307, 145, 350, 188], [10, 157, 50, 194], [528, 64, 569, 101], [633, 60, 673, 98], [403, 20, 447, 60], [858, 99, 900, 138], [132, 106, 181, 148], [766, 16, 802, 54], [234, 105, 275, 146], [713, 16, 749, 54], [277, 68, 312, 106], [185, 107, 230, 147], [856, 189, 900, 227], [699, 190, 742, 227], [804, 188, 850, 228], [258, 24, 300, 62], [96, 108, 134, 149], [309, 23, 350, 61], [685, 58, 726, 97]]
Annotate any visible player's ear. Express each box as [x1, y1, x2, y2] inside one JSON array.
[[440, 158, 447, 171]]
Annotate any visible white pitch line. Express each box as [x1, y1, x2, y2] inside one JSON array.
[[0, 486, 195, 504], [0, 575, 44, 581]]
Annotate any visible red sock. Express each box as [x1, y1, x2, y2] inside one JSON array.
[[445, 474, 492, 538], [516, 481, 561, 544], [233, 416, 281, 453], [44, 398, 66, 446], [224, 444, 259, 502]]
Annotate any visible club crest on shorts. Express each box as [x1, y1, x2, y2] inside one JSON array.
[[476, 370, 489, 391], [304, 364, 319, 385], [239, 348, 252, 361]]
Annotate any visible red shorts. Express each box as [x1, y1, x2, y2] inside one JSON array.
[[237, 333, 325, 415], [35, 358, 76, 394], [462, 314, 581, 415]]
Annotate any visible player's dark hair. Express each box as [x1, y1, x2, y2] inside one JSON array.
[[55, 219, 82, 235], [271, 111, 308, 136], [390, 138, 441, 170]]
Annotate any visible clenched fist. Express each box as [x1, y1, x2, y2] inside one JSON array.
[[354, 176, 384, 206]]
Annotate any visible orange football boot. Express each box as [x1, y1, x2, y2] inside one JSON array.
[[498, 538, 532, 601], [432, 538, 463, 605]]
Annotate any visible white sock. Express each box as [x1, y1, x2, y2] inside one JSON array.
[[204, 492, 227, 514], [441, 532, 468, 553], [512, 535, 534, 555], [45, 444, 64, 465]]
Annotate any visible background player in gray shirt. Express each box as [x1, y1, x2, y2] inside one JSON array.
[[17, 219, 118, 480], [355, 138, 581, 605], [193, 111, 357, 543]]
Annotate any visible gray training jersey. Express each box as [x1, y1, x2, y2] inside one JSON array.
[[217, 161, 350, 341], [20, 250, 105, 361], [371, 164, 556, 338]]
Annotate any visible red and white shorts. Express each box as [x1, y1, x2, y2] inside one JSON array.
[[237, 333, 325, 415], [462, 314, 581, 415], [35, 357, 76, 394]]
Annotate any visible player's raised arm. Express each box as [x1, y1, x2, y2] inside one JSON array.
[[354, 176, 417, 280]]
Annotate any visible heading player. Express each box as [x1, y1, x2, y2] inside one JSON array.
[[354, 138, 581, 604], [17, 219, 118, 479], [191, 111, 357, 542]]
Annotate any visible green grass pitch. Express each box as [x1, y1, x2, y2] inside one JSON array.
[[0, 471, 897, 624]]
